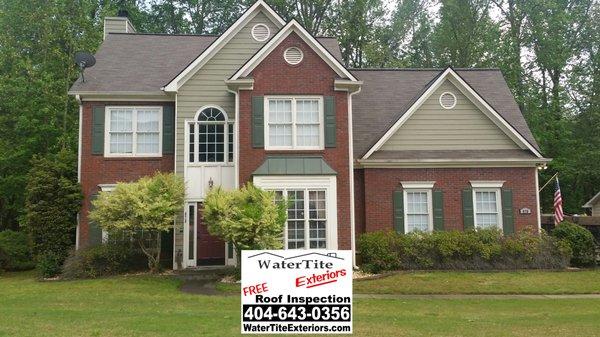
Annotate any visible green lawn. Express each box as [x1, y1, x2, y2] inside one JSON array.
[[1, 271, 599, 337], [354, 270, 600, 295]]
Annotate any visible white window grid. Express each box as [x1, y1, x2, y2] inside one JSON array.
[[403, 189, 433, 233], [264, 96, 324, 150], [105, 106, 162, 157], [187, 107, 234, 165], [473, 188, 503, 230], [271, 188, 328, 249]]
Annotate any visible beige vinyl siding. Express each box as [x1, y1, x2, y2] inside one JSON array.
[[173, 10, 279, 257], [175, 10, 278, 176], [104, 18, 128, 39], [380, 80, 521, 151], [593, 204, 600, 216]]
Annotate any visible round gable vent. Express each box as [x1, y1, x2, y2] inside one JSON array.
[[252, 24, 270, 42], [439, 92, 457, 109], [284, 47, 304, 65]]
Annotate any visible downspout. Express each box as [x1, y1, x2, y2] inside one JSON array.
[[76, 95, 82, 250], [227, 87, 240, 266], [173, 93, 179, 270], [348, 86, 362, 269], [535, 167, 542, 233]]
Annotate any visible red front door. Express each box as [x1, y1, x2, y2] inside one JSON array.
[[197, 204, 225, 266]]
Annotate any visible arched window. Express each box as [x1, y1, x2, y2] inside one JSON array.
[[189, 106, 233, 163]]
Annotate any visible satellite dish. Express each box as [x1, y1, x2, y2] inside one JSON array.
[[74, 51, 96, 82]]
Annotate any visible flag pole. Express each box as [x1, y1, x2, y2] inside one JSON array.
[[538, 172, 559, 193]]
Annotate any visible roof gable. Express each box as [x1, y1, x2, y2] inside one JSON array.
[[230, 20, 357, 82], [378, 79, 523, 152], [583, 192, 600, 208], [360, 68, 544, 159], [163, 0, 285, 92]]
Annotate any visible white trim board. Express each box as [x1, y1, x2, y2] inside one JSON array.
[[361, 68, 544, 160], [230, 20, 358, 82], [163, 0, 285, 92]]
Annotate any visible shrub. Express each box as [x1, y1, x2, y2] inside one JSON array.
[[0, 245, 9, 273], [62, 243, 147, 279], [0, 230, 35, 271], [552, 222, 597, 267], [37, 252, 63, 278], [23, 149, 82, 268], [358, 229, 571, 273]]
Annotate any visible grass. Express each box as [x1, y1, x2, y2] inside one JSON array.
[[0, 271, 599, 336], [353, 270, 600, 295]]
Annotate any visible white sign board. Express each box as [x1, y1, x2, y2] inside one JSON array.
[[241, 250, 353, 334]]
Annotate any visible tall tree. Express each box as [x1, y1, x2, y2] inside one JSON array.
[[432, 0, 502, 67], [267, 0, 334, 35]]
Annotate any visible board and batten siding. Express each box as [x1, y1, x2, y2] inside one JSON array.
[[380, 80, 522, 151], [176, 10, 278, 177], [173, 11, 279, 263]]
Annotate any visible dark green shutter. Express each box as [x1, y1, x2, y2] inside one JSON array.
[[433, 189, 444, 231], [462, 189, 475, 230], [393, 190, 404, 233], [252, 96, 264, 148], [501, 189, 515, 235], [324, 96, 336, 147], [162, 105, 175, 154], [88, 194, 103, 246], [92, 106, 105, 155]]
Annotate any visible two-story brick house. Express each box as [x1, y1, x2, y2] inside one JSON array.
[[69, 1, 550, 269]]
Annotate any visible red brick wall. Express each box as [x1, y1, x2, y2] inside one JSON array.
[[79, 101, 174, 247], [238, 32, 352, 249], [359, 167, 539, 233]]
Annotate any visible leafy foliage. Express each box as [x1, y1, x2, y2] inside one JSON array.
[[0, 230, 35, 271], [552, 221, 597, 267], [358, 229, 572, 273], [22, 149, 82, 272], [203, 184, 287, 264], [61, 243, 147, 280], [37, 251, 64, 278], [89, 173, 184, 273]]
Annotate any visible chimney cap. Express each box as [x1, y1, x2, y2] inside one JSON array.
[[117, 9, 129, 18]]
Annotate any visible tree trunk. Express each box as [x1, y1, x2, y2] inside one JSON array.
[[137, 231, 162, 273]]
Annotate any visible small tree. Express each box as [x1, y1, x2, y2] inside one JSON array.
[[89, 173, 184, 273], [23, 149, 82, 275], [204, 184, 287, 267]]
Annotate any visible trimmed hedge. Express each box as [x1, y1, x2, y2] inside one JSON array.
[[61, 243, 147, 279], [552, 222, 597, 267], [0, 230, 35, 271], [358, 229, 571, 273]]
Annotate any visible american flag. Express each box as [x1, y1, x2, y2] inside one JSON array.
[[554, 177, 564, 225]]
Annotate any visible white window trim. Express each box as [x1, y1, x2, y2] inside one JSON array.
[[401, 181, 436, 189], [472, 188, 503, 230], [253, 175, 337, 250], [470, 181, 505, 188], [264, 96, 324, 151], [104, 106, 163, 158], [403, 189, 434, 233]]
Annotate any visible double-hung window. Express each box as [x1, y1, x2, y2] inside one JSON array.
[[265, 97, 323, 150], [106, 106, 162, 157], [401, 182, 435, 233], [471, 181, 504, 230]]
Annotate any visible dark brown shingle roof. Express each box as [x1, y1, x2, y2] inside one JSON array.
[[351, 69, 541, 158], [69, 33, 343, 93]]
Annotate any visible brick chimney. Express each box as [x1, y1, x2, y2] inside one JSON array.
[[103, 9, 136, 40]]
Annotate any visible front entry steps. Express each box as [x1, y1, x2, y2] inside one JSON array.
[[174, 266, 235, 281]]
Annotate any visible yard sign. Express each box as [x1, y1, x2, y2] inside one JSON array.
[[241, 250, 353, 334]]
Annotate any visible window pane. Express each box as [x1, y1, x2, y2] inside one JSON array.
[[269, 124, 292, 146], [296, 100, 319, 123], [308, 190, 326, 248], [475, 191, 499, 228], [189, 124, 195, 162], [137, 109, 159, 132], [110, 132, 133, 154], [197, 123, 225, 162], [297, 124, 319, 146], [110, 109, 132, 132], [137, 133, 159, 154], [269, 100, 292, 123], [228, 124, 234, 162]]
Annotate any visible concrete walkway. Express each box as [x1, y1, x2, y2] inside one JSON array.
[[355, 293, 600, 300]]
